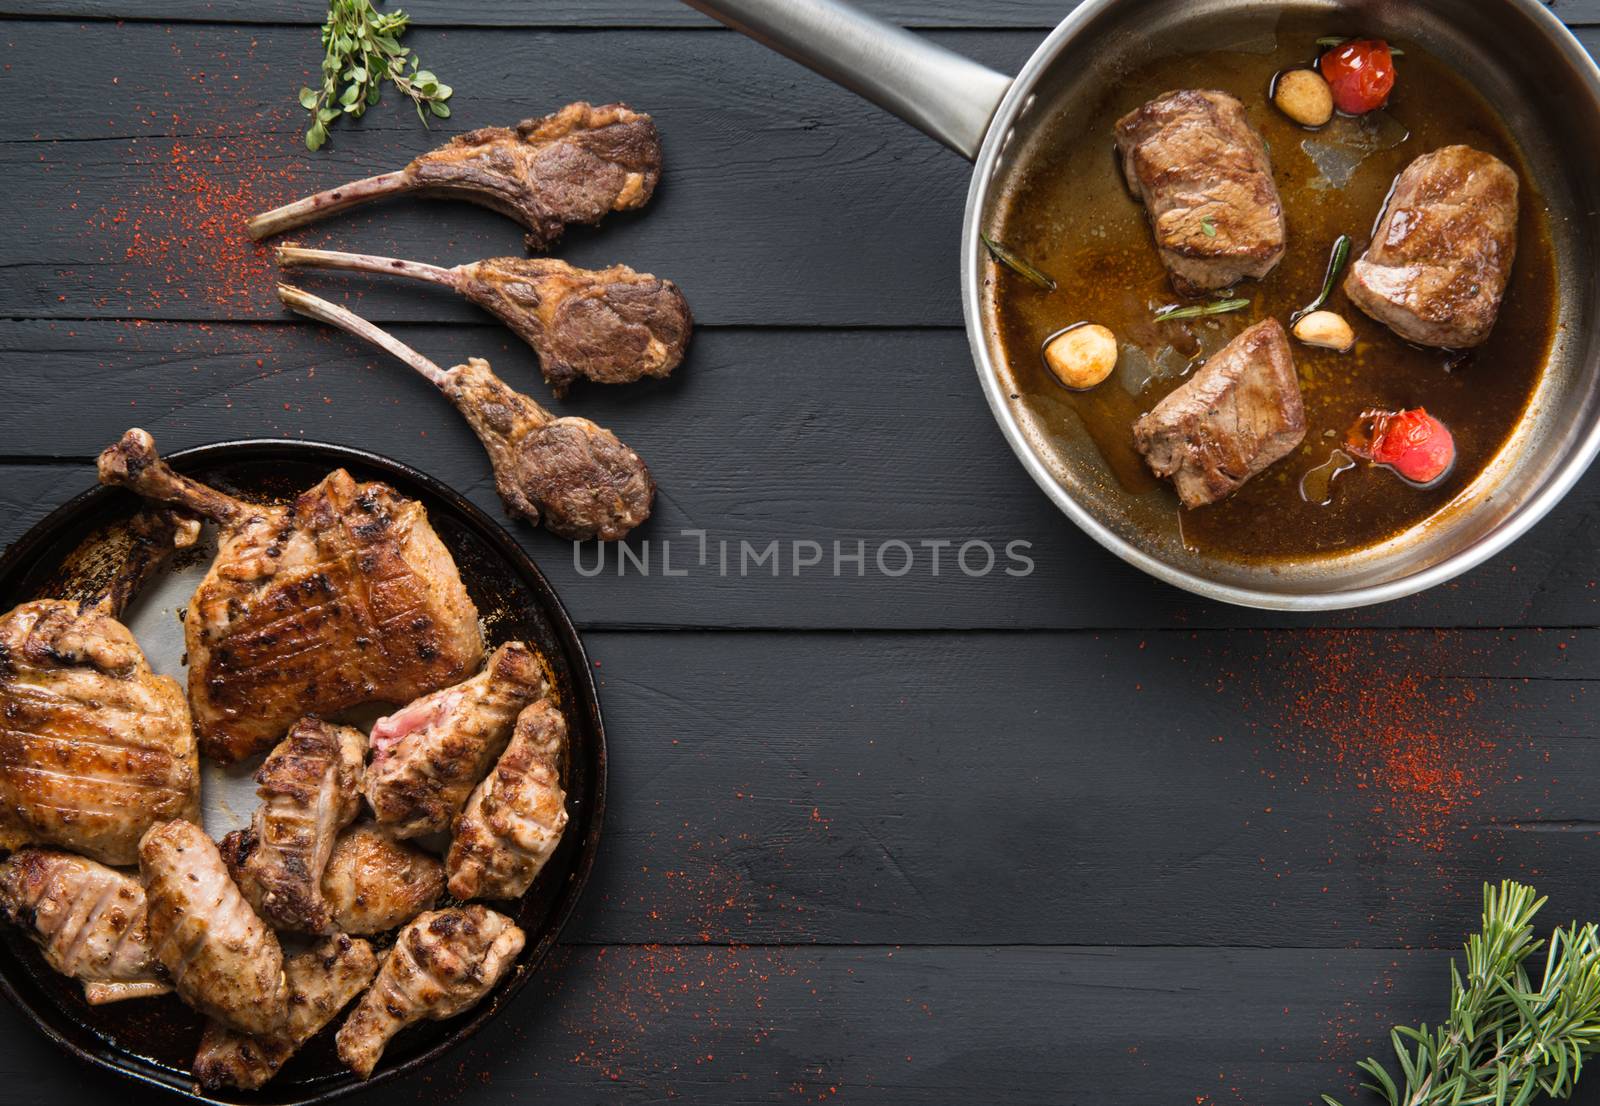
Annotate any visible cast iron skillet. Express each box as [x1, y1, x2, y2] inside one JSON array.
[[0, 439, 606, 1105]]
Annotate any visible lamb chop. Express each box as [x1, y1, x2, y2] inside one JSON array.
[[97, 429, 486, 763], [0, 508, 201, 865], [0, 848, 170, 1005], [365, 641, 551, 838], [278, 246, 692, 397], [446, 700, 569, 901], [336, 906, 525, 1078], [278, 284, 654, 540], [220, 717, 366, 934], [247, 102, 661, 250], [1115, 90, 1287, 295], [321, 823, 445, 935], [140, 819, 289, 1037], [1345, 145, 1520, 348], [193, 934, 379, 1092]]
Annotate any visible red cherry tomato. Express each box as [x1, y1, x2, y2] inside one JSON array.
[[1319, 39, 1396, 115], [1346, 407, 1455, 486]]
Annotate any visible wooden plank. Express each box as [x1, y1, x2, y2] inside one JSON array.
[[2, 0, 1593, 28], [0, 22, 1025, 327], [3, 322, 1599, 631], [0, 944, 1593, 1105]]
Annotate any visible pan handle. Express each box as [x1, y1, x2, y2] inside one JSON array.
[[681, 0, 1012, 161]]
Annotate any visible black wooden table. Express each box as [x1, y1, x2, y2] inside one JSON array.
[[3, 2, 1600, 1103]]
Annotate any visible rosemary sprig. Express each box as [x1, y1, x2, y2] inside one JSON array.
[[299, 0, 454, 151], [981, 233, 1057, 292], [1323, 880, 1600, 1106], [1154, 297, 1249, 321], [1291, 234, 1352, 324]]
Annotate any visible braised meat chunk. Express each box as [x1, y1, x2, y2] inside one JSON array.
[[1344, 145, 1519, 348], [1116, 90, 1288, 294], [1133, 319, 1306, 508]]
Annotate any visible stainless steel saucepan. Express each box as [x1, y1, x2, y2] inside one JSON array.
[[684, 0, 1600, 610]]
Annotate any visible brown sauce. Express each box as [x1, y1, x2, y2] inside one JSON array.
[[991, 29, 1557, 562]]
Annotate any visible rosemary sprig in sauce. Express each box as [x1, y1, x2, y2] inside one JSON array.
[[980, 233, 1057, 292], [1153, 297, 1250, 321], [1290, 235, 1352, 324], [1315, 35, 1405, 56]]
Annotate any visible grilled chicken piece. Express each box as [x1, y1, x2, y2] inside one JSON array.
[[247, 102, 660, 250], [447, 700, 569, 900], [0, 848, 169, 1004], [1133, 318, 1306, 508], [97, 429, 486, 763], [279, 285, 654, 541], [336, 906, 525, 1078], [140, 819, 288, 1037], [322, 823, 445, 935], [193, 934, 379, 1092], [365, 642, 551, 838], [278, 247, 692, 398], [0, 509, 201, 864], [220, 718, 366, 934], [1345, 145, 1520, 348], [1116, 90, 1287, 295]]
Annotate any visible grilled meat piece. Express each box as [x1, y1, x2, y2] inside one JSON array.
[[322, 823, 445, 935], [278, 247, 692, 398], [140, 819, 289, 1037], [1344, 145, 1520, 348], [193, 934, 379, 1092], [247, 102, 660, 250], [279, 285, 655, 540], [1133, 319, 1306, 508], [365, 642, 551, 839], [0, 848, 169, 1005], [336, 906, 525, 1078], [1116, 90, 1288, 294], [0, 509, 200, 864], [220, 718, 366, 934], [97, 429, 486, 763], [447, 700, 569, 901]]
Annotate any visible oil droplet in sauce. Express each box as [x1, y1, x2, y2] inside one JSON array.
[[1300, 448, 1356, 506]]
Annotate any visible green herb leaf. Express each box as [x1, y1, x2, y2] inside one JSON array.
[[1153, 297, 1249, 321], [298, 0, 457, 151], [1290, 234, 1352, 323], [1200, 216, 1217, 238], [1315, 35, 1405, 56], [980, 232, 1057, 292]]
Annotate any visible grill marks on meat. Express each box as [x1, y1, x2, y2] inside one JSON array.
[[1133, 319, 1307, 507], [1345, 145, 1520, 348], [1116, 90, 1288, 295], [365, 642, 551, 839], [278, 286, 656, 540], [193, 934, 379, 1092], [140, 819, 289, 1038], [335, 906, 525, 1078], [221, 718, 366, 934], [321, 823, 444, 935], [447, 700, 569, 901], [97, 429, 485, 763], [0, 510, 200, 864], [0, 848, 170, 1005], [247, 102, 661, 250], [277, 247, 692, 398]]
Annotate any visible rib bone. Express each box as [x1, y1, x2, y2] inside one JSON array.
[[277, 245, 692, 397], [278, 283, 654, 541], [246, 102, 660, 250]]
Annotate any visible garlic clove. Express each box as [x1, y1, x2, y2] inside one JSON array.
[[1292, 309, 1356, 352]]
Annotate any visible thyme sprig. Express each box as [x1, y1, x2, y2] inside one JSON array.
[[1324, 881, 1600, 1106], [300, 0, 454, 151]]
